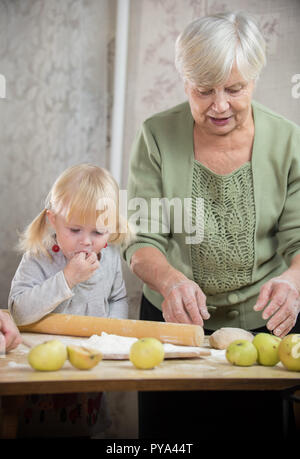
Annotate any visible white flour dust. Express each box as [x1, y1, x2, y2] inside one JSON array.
[[80, 333, 138, 354], [78, 332, 207, 355], [7, 361, 29, 369]]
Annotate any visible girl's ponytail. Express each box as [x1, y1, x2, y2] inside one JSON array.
[[17, 209, 51, 257]]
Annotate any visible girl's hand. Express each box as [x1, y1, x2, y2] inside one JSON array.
[[63, 252, 99, 289], [161, 279, 210, 326], [254, 277, 300, 337]]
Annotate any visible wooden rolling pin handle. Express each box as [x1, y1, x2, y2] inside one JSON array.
[[18, 313, 204, 347]]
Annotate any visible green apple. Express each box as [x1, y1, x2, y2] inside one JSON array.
[[129, 338, 165, 369], [67, 345, 103, 370], [278, 334, 300, 372], [226, 339, 258, 366], [28, 339, 67, 371], [252, 333, 281, 366]]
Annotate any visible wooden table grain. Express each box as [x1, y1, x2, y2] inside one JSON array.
[[1, 333, 300, 437], [1, 335, 300, 394]]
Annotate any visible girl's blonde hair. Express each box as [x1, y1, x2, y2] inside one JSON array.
[[175, 11, 266, 88], [18, 163, 134, 257]]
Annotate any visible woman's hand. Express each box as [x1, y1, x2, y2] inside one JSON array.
[[130, 247, 210, 326], [63, 252, 99, 289], [161, 279, 210, 326], [254, 277, 300, 337], [0, 310, 22, 352]]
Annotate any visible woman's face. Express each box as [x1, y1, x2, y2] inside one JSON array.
[[47, 212, 110, 260], [184, 66, 255, 136]]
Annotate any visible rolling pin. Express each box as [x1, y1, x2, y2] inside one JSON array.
[[18, 313, 204, 347]]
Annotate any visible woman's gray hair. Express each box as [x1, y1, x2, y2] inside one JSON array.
[[175, 11, 266, 88]]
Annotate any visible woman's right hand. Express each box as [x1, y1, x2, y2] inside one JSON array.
[[161, 279, 210, 326], [130, 247, 210, 326], [63, 252, 99, 289]]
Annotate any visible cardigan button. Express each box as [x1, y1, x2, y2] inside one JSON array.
[[228, 293, 239, 304], [227, 309, 240, 319]]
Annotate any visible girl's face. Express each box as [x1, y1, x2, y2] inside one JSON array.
[[47, 212, 110, 260]]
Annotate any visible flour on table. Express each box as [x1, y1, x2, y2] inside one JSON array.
[[78, 332, 206, 355], [80, 333, 138, 354], [207, 349, 226, 359], [8, 361, 29, 369]]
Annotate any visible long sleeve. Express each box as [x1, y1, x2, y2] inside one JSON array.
[[8, 252, 74, 326], [108, 255, 128, 319], [122, 122, 170, 266], [121, 102, 197, 280], [276, 127, 300, 265]]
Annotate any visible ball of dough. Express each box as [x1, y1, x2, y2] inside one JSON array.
[[209, 327, 254, 350]]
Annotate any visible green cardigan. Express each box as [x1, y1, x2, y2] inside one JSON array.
[[123, 100, 300, 330]]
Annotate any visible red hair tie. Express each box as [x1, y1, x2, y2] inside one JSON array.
[[52, 244, 60, 253], [104, 243, 108, 248]]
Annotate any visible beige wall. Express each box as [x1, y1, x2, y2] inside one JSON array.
[[0, 0, 299, 439]]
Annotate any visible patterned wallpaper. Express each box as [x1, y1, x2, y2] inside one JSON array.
[[0, 0, 113, 307]]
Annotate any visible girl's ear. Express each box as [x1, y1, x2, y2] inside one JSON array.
[[46, 210, 56, 230]]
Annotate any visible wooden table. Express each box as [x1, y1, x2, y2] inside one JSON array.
[[1, 333, 300, 438]]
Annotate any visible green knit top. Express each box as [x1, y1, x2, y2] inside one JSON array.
[[191, 160, 255, 295], [123, 100, 300, 331]]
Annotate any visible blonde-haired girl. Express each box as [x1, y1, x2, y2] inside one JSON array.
[[19, 162, 130, 258], [8, 163, 133, 438]]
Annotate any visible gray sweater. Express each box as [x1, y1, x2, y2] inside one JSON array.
[[8, 245, 128, 325]]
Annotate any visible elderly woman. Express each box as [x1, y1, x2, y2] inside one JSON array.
[[124, 12, 300, 439]]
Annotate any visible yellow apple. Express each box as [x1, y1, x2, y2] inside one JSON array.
[[28, 340, 67, 371], [278, 334, 300, 372], [67, 345, 103, 370], [252, 333, 281, 366], [129, 337, 165, 369], [226, 339, 258, 366]]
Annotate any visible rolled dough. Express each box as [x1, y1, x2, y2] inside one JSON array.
[[209, 327, 254, 350]]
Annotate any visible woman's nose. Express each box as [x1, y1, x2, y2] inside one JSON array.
[[211, 91, 230, 113]]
